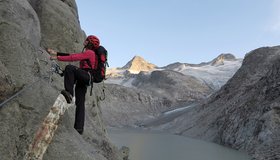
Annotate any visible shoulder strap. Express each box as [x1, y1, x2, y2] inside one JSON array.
[[85, 49, 97, 70]]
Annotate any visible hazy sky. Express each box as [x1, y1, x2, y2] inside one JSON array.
[[76, 0, 280, 68]]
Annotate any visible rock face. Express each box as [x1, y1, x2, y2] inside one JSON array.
[[151, 46, 280, 159], [101, 83, 177, 127], [0, 0, 41, 87], [0, 0, 121, 160], [0, 61, 15, 102], [34, 0, 85, 52], [133, 70, 212, 104]]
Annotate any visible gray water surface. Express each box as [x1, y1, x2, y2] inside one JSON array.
[[108, 128, 251, 160]]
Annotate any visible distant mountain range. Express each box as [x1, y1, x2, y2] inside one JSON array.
[[106, 53, 242, 90], [102, 53, 242, 128]]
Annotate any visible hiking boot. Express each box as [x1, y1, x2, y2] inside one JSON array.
[[76, 128, 83, 135], [61, 90, 72, 104]]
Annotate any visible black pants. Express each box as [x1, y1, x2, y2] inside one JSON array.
[[64, 65, 90, 132]]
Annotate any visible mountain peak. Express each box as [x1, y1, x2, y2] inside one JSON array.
[[122, 55, 157, 73], [131, 55, 145, 62], [211, 53, 236, 66]]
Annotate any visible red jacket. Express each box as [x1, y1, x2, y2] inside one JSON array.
[[57, 50, 97, 69]]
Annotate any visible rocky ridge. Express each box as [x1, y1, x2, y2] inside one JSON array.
[[146, 46, 280, 160], [107, 53, 242, 90]]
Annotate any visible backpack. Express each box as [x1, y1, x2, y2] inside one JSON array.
[[93, 46, 109, 83], [87, 45, 109, 96]]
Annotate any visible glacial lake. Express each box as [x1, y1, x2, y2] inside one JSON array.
[[108, 128, 252, 160]]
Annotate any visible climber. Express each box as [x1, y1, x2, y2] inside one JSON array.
[[47, 35, 104, 135]]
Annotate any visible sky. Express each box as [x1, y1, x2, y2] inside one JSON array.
[[76, 0, 280, 68]]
